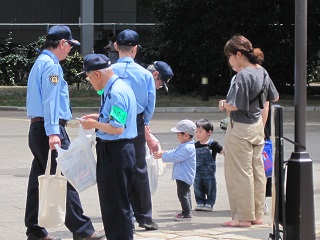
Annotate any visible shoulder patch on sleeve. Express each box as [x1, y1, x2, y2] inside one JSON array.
[[49, 75, 59, 85]]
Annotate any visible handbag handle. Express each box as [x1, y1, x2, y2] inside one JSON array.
[[45, 150, 63, 177]]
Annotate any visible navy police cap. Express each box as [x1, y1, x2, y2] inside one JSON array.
[[116, 29, 139, 46], [154, 61, 174, 83], [82, 54, 111, 72], [47, 25, 80, 46], [154, 61, 174, 92]]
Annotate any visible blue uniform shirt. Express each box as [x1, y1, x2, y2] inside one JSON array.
[[26, 50, 72, 136], [96, 75, 137, 140], [111, 57, 156, 125]]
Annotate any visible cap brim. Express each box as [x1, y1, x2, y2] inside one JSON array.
[[68, 39, 80, 47], [76, 71, 85, 77], [162, 81, 169, 93], [170, 127, 180, 133]]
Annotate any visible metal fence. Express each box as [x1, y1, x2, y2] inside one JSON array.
[[0, 23, 157, 85], [0, 22, 156, 50]]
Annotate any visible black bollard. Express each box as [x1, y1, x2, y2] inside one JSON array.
[[285, 0, 316, 238], [285, 152, 315, 240], [201, 76, 209, 101]]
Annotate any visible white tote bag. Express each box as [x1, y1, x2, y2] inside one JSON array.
[[38, 151, 67, 228], [55, 125, 97, 192], [146, 133, 167, 195]]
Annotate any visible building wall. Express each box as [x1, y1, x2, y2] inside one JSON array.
[[0, 0, 102, 44], [0, 0, 153, 25], [103, 0, 137, 23], [0, 0, 155, 47], [0, 0, 81, 23]]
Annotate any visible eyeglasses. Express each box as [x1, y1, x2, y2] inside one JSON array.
[[68, 41, 74, 49], [64, 40, 73, 49], [85, 72, 94, 81]]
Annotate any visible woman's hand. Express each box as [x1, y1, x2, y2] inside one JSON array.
[[219, 100, 226, 112]]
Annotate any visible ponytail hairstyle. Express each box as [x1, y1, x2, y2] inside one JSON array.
[[224, 35, 264, 65]]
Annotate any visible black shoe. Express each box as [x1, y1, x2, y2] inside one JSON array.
[[138, 221, 159, 230], [73, 231, 106, 240], [27, 233, 61, 240]]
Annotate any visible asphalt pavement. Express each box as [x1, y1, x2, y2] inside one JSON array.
[[0, 107, 319, 239]]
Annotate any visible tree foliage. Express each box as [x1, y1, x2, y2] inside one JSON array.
[[0, 34, 83, 86], [141, 0, 320, 95]]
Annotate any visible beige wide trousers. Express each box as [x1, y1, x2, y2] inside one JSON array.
[[224, 117, 266, 221]]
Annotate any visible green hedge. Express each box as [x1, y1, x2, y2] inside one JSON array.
[[0, 33, 83, 86]]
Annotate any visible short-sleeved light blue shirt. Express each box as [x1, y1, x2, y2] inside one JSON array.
[[96, 75, 137, 140], [26, 50, 72, 136], [111, 57, 156, 125]]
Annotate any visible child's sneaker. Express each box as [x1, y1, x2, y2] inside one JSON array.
[[202, 204, 212, 212], [174, 213, 192, 221], [195, 204, 203, 211]]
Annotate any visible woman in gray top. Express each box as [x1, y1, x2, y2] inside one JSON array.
[[219, 35, 279, 227]]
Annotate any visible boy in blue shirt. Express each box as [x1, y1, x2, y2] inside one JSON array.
[[194, 119, 224, 211], [154, 120, 196, 221]]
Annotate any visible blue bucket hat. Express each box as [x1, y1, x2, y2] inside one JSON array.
[[116, 29, 139, 46], [47, 25, 80, 46]]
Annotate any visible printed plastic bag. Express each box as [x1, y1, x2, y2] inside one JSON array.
[[262, 139, 273, 178], [220, 116, 230, 130], [146, 147, 159, 196], [38, 151, 67, 228], [146, 133, 166, 195], [55, 125, 97, 192]]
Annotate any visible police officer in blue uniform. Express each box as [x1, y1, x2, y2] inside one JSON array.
[[79, 54, 137, 240], [25, 25, 105, 240], [145, 60, 174, 154], [112, 29, 159, 230]]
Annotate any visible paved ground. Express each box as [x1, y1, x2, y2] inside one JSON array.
[[0, 108, 319, 239]]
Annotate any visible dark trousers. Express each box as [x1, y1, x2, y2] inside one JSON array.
[[130, 114, 153, 225], [96, 139, 135, 240], [25, 121, 94, 238], [176, 180, 192, 217]]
